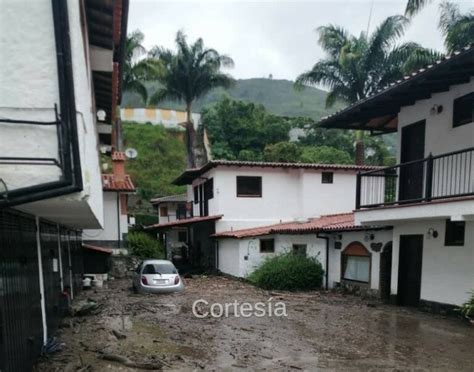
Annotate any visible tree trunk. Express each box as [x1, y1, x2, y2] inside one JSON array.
[[185, 104, 196, 168], [355, 130, 365, 165]]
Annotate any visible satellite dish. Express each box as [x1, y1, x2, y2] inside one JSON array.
[[125, 148, 138, 159]]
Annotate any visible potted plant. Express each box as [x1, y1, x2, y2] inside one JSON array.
[[460, 291, 474, 324]]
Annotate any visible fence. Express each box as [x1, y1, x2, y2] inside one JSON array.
[[0, 209, 83, 372]]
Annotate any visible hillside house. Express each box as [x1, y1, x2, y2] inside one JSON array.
[[318, 46, 474, 310], [0, 0, 128, 370], [146, 160, 381, 271]]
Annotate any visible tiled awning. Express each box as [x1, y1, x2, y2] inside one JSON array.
[[145, 215, 223, 230]]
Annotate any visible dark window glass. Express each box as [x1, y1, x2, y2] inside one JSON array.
[[322, 172, 334, 184], [260, 239, 274, 253], [292, 244, 307, 257], [176, 203, 187, 220], [204, 178, 214, 200], [178, 231, 187, 243], [142, 263, 177, 275], [445, 220, 465, 246], [237, 176, 262, 197], [193, 186, 199, 204], [453, 93, 474, 128], [159, 206, 168, 217]]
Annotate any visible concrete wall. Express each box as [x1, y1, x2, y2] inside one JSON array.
[[327, 229, 394, 291], [0, 0, 103, 228], [191, 166, 358, 232], [391, 219, 474, 306], [218, 234, 327, 279], [397, 79, 474, 160], [83, 192, 128, 243], [120, 108, 201, 129]]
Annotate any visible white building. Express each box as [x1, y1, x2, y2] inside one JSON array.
[[146, 160, 379, 268], [120, 107, 201, 129], [83, 152, 136, 255], [0, 0, 128, 370], [319, 46, 474, 310]]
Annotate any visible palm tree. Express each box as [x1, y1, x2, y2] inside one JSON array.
[[295, 15, 440, 164], [122, 30, 157, 105], [405, 0, 431, 17], [148, 31, 234, 167], [439, 2, 474, 53]]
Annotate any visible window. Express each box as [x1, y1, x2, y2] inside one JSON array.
[[237, 176, 262, 197], [204, 178, 214, 200], [445, 220, 465, 246], [159, 206, 168, 217], [453, 93, 474, 128], [292, 244, 307, 257], [260, 239, 275, 253], [322, 172, 333, 184], [142, 263, 177, 275], [193, 186, 199, 204], [342, 242, 370, 283], [178, 230, 188, 243], [176, 203, 187, 220]]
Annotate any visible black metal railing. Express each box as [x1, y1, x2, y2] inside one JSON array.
[[356, 147, 474, 209]]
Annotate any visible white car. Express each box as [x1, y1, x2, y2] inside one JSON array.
[[132, 259, 184, 294]]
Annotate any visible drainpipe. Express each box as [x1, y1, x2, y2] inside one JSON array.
[[317, 233, 330, 290], [36, 217, 48, 344], [117, 192, 121, 248]]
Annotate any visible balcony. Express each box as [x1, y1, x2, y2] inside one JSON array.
[[356, 147, 474, 210]]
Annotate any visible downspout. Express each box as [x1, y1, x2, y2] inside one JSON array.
[[317, 233, 330, 290], [117, 192, 121, 248]]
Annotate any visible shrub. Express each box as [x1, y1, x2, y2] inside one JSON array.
[[460, 291, 474, 319], [127, 231, 164, 259], [248, 253, 324, 291]]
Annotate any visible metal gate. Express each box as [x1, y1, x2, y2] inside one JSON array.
[[0, 210, 43, 372]]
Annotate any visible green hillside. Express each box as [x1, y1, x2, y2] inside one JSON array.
[[122, 78, 342, 121], [122, 122, 187, 213]]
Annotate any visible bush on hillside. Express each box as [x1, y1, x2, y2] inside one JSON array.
[[248, 253, 324, 291], [127, 231, 164, 259]]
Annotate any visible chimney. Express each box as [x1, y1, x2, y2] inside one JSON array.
[[112, 151, 126, 182]]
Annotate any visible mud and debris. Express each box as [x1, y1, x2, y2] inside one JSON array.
[[35, 276, 474, 371]]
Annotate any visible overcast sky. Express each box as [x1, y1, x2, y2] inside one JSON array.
[[128, 0, 471, 81]]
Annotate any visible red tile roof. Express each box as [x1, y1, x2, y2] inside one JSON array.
[[173, 160, 382, 185], [145, 215, 223, 230], [213, 213, 384, 239], [102, 173, 136, 192], [82, 244, 113, 254]]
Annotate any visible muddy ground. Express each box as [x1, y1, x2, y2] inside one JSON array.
[[36, 276, 474, 371]]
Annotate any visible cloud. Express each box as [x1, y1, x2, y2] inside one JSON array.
[[128, 0, 471, 80]]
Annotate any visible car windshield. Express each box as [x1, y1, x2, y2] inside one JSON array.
[[142, 263, 177, 275]]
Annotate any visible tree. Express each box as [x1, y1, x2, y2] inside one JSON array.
[[202, 97, 291, 160], [148, 31, 234, 168], [405, 0, 431, 17], [300, 146, 352, 164], [122, 30, 157, 105], [439, 2, 474, 53], [295, 16, 439, 164], [263, 142, 302, 163]]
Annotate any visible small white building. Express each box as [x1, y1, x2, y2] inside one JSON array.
[[83, 152, 136, 256], [319, 46, 474, 310], [150, 194, 191, 260], [146, 160, 379, 268], [214, 213, 393, 296]]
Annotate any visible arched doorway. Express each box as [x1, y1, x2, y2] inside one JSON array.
[[379, 242, 392, 302]]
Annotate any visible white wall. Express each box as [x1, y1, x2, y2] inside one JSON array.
[[83, 192, 128, 242], [120, 108, 201, 129], [191, 166, 358, 233], [218, 234, 327, 279], [328, 230, 394, 291], [391, 220, 474, 306], [397, 79, 474, 160], [158, 202, 182, 224], [0, 0, 103, 228]]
